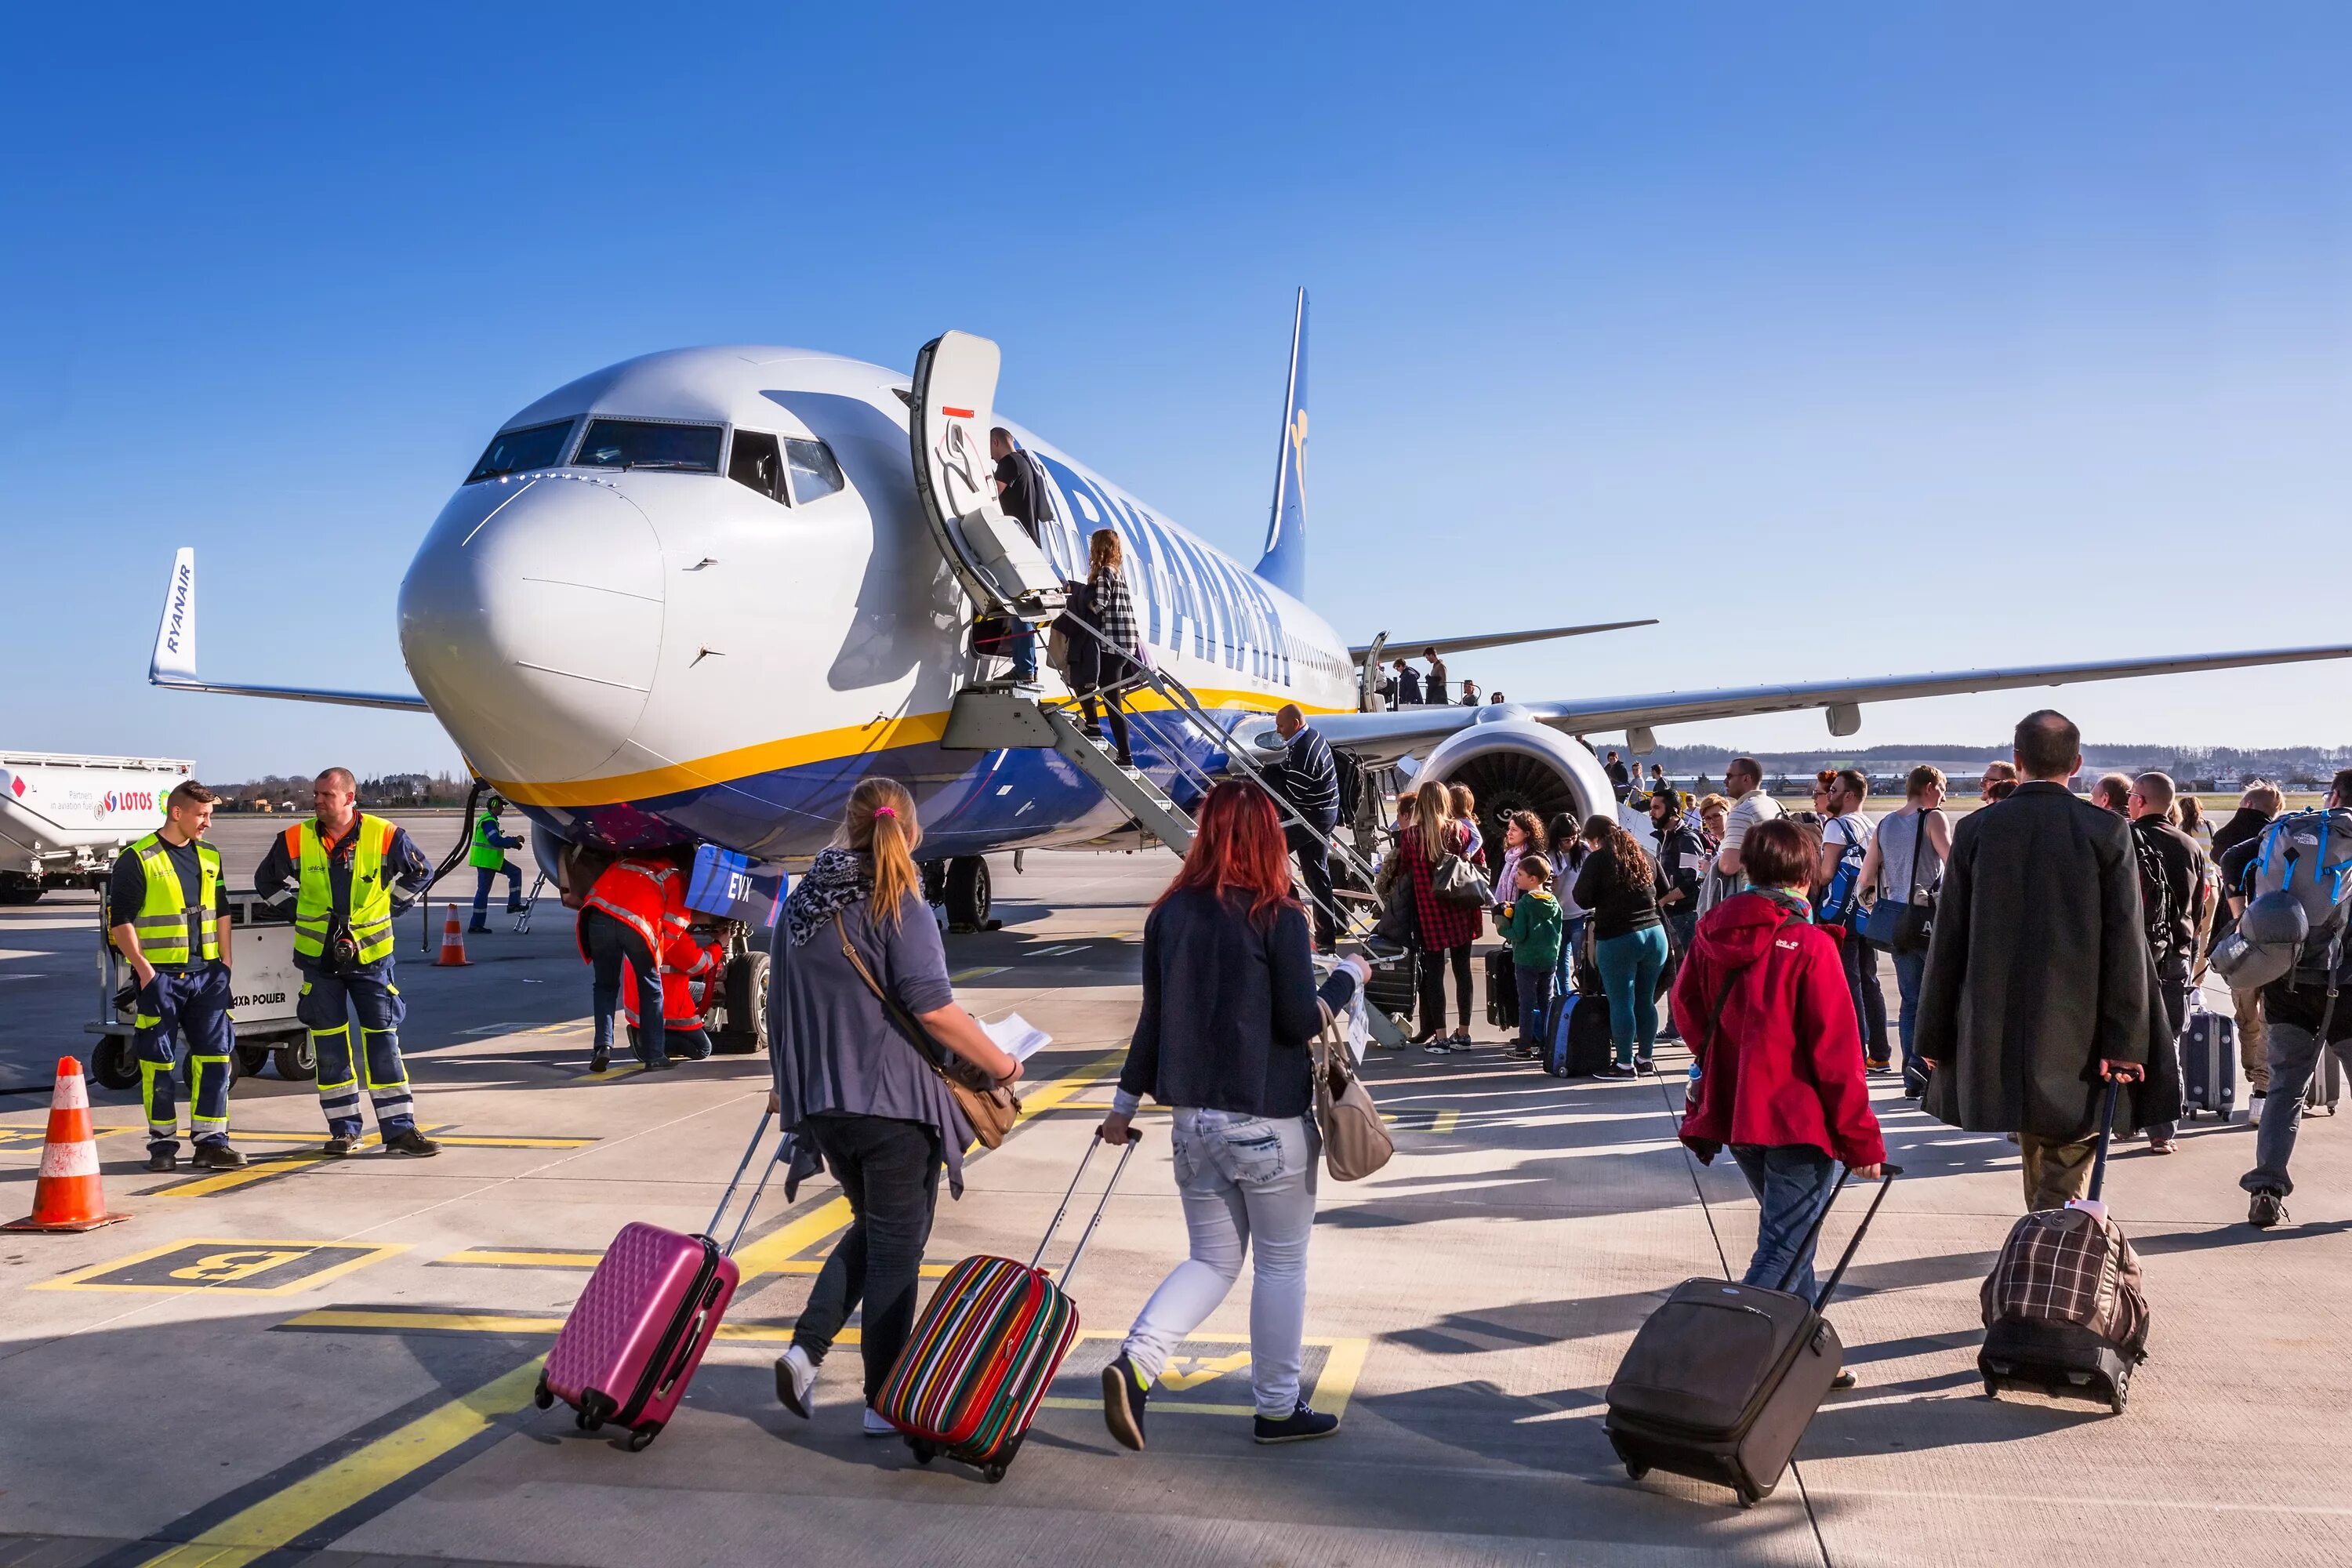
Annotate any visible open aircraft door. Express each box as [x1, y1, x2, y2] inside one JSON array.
[[909, 331, 1066, 626]]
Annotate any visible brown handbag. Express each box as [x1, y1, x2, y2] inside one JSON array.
[[1311, 1011, 1393, 1181], [834, 916, 1021, 1149]]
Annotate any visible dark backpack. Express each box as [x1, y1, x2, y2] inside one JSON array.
[[2129, 822, 2177, 973]]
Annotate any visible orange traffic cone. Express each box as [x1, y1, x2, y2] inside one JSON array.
[[5, 1057, 131, 1232], [437, 905, 472, 967]]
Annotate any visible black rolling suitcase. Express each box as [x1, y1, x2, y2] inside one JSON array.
[[1604, 1164, 1902, 1507], [1979, 1083, 2150, 1414], [1363, 938, 1418, 1023], [1485, 948, 1518, 1031], [2180, 999, 2236, 1121]]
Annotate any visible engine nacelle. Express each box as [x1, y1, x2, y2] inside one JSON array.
[[1418, 715, 1657, 852]]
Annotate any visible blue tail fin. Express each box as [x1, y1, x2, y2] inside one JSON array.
[[1253, 289, 1308, 599]]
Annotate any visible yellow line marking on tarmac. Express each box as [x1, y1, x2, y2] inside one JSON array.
[[195, 1046, 1126, 1557], [151, 1124, 486, 1196], [38, 1240, 409, 1296], [283, 1309, 1365, 1408], [1432, 1109, 1461, 1134], [430, 1247, 951, 1278], [135, 1357, 546, 1568], [949, 965, 1009, 982]]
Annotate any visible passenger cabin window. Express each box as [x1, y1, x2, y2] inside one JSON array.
[[465, 419, 573, 483], [728, 430, 786, 504], [574, 419, 723, 474], [785, 438, 845, 503]]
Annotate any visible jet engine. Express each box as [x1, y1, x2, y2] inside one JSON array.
[[1415, 707, 1628, 848]]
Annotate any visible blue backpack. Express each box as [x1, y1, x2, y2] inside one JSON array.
[[1815, 815, 1868, 928]]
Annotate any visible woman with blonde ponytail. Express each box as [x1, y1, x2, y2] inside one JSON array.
[[768, 777, 1022, 1440]]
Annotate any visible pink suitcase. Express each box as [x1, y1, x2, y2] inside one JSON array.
[[534, 1112, 777, 1450]]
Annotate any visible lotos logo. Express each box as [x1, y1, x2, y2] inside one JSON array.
[[97, 789, 157, 817]]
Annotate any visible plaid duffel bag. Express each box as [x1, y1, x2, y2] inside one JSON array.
[[1980, 1204, 2150, 1357]]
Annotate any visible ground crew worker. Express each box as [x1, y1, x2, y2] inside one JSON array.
[[581, 848, 693, 1073], [623, 920, 724, 1063], [252, 768, 440, 1157], [106, 781, 248, 1173], [467, 794, 526, 933]]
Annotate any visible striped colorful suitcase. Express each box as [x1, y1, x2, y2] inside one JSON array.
[[876, 1129, 1141, 1482], [535, 1112, 778, 1450]]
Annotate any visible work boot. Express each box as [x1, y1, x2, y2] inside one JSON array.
[[383, 1127, 441, 1158], [466, 919, 492, 935], [322, 1131, 364, 1156], [147, 1148, 177, 1173], [2248, 1189, 2287, 1230], [191, 1142, 247, 1171], [506, 900, 527, 913]]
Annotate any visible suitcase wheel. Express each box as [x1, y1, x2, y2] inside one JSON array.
[[982, 1460, 1009, 1484], [532, 1375, 554, 1411], [626, 1423, 660, 1452], [1982, 1375, 2001, 1400], [1624, 1461, 1650, 1482], [906, 1438, 936, 1466]]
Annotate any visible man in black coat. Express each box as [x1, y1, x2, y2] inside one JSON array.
[[1918, 710, 2181, 1210]]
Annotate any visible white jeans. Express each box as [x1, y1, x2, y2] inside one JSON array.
[[1121, 1107, 1319, 1417]]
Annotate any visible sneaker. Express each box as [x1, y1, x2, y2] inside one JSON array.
[[1450, 1026, 1473, 1046], [1831, 1370, 1857, 1391], [1505, 1045, 1537, 1061], [862, 1406, 896, 1438], [2147, 1138, 2178, 1156], [191, 1142, 247, 1171], [382, 1128, 441, 1158], [2249, 1189, 2287, 1230], [2246, 1092, 2267, 1125], [322, 1132, 363, 1156], [1422, 1039, 1456, 1054], [1101, 1352, 1150, 1451], [775, 1345, 817, 1419], [1633, 1055, 1654, 1075], [1865, 1057, 1893, 1076], [1594, 1062, 1637, 1079], [1253, 1401, 1340, 1445], [146, 1148, 177, 1173]]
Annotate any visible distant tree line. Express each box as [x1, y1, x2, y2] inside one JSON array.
[[211, 771, 470, 811], [1650, 742, 2352, 794]]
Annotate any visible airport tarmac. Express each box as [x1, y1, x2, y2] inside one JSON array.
[[2, 850, 2348, 1567]]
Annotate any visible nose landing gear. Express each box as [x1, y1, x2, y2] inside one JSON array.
[[924, 857, 996, 933]]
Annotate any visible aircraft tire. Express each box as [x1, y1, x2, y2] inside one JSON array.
[[712, 949, 769, 1054], [946, 857, 991, 932]]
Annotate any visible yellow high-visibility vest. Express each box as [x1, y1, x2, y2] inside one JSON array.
[[122, 833, 221, 966], [290, 815, 398, 966]]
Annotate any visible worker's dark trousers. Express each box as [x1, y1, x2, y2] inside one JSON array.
[[298, 960, 414, 1138], [135, 964, 234, 1156], [470, 862, 524, 925], [1286, 823, 1339, 949]]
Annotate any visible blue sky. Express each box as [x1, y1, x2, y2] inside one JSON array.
[[5, 4, 2349, 781]]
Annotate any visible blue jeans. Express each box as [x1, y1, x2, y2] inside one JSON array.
[[1595, 924, 1669, 1065], [1891, 947, 1928, 1091], [1005, 626, 1037, 682], [1515, 964, 1553, 1046], [1731, 1143, 1841, 1300]]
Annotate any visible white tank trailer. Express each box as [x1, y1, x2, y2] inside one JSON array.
[[0, 752, 194, 903]]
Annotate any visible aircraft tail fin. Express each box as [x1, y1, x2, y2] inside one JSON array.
[[1252, 288, 1308, 599], [151, 547, 199, 684]]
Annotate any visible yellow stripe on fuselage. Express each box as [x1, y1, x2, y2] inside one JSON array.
[[485, 688, 1348, 810]]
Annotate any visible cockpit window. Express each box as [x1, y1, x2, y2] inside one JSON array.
[[728, 430, 787, 504], [785, 437, 846, 503], [465, 419, 574, 483], [573, 419, 724, 474]]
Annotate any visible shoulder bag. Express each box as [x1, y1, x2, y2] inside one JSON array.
[[1863, 808, 1938, 959], [1432, 825, 1494, 907], [1311, 1008, 1392, 1180], [834, 914, 1021, 1149]]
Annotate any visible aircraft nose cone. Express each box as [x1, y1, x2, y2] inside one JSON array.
[[397, 475, 663, 786]]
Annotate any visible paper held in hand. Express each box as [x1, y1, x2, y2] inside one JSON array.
[[981, 1012, 1051, 1065]]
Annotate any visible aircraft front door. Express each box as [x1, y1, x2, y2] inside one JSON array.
[[908, 331, 1065, 621]]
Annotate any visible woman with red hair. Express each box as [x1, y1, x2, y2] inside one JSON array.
[[1096, 782, 1367, 1452]]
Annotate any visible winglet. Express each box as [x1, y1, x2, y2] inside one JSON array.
[[151, 546, 199, 685], [144, 546, 434, 712], [1253, 289, 1309, 600]]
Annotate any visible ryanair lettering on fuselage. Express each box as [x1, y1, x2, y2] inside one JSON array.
[[1029, 452, 1294, 688]]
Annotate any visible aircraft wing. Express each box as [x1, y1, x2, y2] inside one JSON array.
[[1348, 619, 1657, 662], [148, 547, 434, 713], [1312, 641, 2352, 764]]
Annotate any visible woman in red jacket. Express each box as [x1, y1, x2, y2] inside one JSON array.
[[1672, 816, 1886, 1305]]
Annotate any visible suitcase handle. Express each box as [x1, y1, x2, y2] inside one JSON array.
[[1030, 1128, 1142, 1290], [1810, 1163, 1903, 1312], [2085, 1080, 2121, 1203], [705, 1109, 779, 1254]]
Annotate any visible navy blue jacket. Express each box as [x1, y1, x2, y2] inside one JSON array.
[[1119, 887, 1359, 1119]]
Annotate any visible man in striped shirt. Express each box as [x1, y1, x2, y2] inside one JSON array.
[[1270, 704, 1342, 951]]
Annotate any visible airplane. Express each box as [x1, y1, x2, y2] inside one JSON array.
[[151, 289, 2352, 971]]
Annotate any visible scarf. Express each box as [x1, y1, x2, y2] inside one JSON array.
[[783, 846, 870, 949]]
